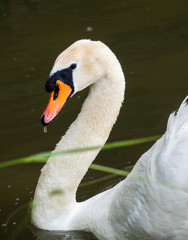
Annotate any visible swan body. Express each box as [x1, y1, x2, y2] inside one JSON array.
[[32, 40, 188, 240]]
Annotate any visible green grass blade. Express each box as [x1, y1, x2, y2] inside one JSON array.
[[90, 164, 129, 177], [0, 135, 160, 169], [80, 165, 133, 188], [102, 135, 161, 150]]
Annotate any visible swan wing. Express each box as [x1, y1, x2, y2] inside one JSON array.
[[107, 96, 188, 239], [155, 96, 188, 188]]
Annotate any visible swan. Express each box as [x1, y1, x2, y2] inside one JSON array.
[[32, 39, 188, 240]]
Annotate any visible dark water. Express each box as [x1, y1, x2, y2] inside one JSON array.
[[0, 0, 187, 239]]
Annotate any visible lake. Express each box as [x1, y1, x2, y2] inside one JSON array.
[[0, 0, 187, 239]]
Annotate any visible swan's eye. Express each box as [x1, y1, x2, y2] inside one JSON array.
[[70, 63, 77, 70]]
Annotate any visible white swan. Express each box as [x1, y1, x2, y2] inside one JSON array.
[[32, 39, 188, 240]]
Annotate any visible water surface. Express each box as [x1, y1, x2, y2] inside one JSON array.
[[0, 0, 187, 239]]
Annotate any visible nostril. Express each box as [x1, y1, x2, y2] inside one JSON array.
[[53, 85, 60, 100]]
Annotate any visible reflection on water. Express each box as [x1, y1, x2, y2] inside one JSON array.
[[31, 226, 98, 240], [0, 0, 187, 239]]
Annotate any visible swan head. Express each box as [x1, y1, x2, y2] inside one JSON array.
[[41, 39, 120, 126]]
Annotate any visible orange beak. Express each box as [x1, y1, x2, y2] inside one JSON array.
[[41, 80, 72, 126]]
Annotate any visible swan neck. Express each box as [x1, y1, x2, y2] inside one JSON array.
[[32, 58, 125, 229]]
